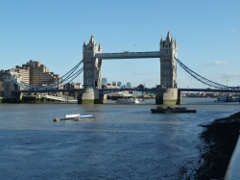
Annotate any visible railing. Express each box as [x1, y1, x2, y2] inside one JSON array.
[[224, 134, 240, 180], [99, 88, 157, 95]]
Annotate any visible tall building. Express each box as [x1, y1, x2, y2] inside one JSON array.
[[0, 60, 61, 89], [126, 82, 131, 88], [160, 31, 177, 88], [117, 82, 121, 87], [102, 78, 107, 85], [22, 60, 61, 88]]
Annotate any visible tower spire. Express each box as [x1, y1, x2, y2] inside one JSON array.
[[89, 34, 95, 45], [166, 30, 171, 42]]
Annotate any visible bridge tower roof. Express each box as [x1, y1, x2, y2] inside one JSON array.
[[166, 30, 171, 42], [89, 34, 95, 45]]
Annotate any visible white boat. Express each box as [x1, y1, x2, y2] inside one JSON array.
[[116, 98, 140, 104], [54, 113, 95, 122]]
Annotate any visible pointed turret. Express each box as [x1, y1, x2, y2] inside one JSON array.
[[98, 43, 102, 52], [166, 30, 171, 42], [89, 34, 95, 45]]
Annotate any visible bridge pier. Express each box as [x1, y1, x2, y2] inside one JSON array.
[[3, 80, 23, 103], [155, 87, 180, 105], [78, 88, 105, 104]]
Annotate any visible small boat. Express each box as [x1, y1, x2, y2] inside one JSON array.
[[214, 95, 228, 102], [54, 114, 95, 122], [116, 98, 140, 104], [215, 95, 240, 103], [151, 106, 196, 113]]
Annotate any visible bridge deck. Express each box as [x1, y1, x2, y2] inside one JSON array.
[[12, 88, 240, 93], [95, 51, 161, 59]]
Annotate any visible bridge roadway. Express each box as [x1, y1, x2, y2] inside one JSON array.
[[13, 87, 240, 94], [12, 89, 79, 93], [95, 51, 161, 59], [12, 88, 156, 94]]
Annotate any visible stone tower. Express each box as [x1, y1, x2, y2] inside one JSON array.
[[79, 35, 103, 104], [160, 31, 177, 88], [82, 35, 102, 89]]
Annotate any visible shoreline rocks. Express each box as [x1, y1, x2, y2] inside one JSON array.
[[195, 112, 240, 179]]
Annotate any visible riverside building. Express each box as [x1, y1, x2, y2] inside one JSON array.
[[0, 60, 61, 89]]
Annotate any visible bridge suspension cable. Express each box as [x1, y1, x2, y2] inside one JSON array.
[[60, 67, 83, 84], [61, 60, 83, 79], [175, 57, 238, 90], [47, 60, 84, 88]]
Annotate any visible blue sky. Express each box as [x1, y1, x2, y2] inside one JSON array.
[[1, 0, 240, 88]]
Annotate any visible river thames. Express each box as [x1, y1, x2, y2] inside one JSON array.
[[0, 98, 239, 179]]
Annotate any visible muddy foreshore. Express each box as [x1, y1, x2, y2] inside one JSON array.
[[193, 111, 240, 179]]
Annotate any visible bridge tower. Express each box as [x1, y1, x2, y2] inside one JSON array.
[[160, 31, 177, 88], [82, 35, 102, 89], [78, 35, 103, 104], [156, 31, 180, 104]]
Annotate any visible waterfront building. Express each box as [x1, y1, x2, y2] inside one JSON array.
[[102, 83, 120, 89], [10, 66, 30, 84], [1, 60, 62, 90], [25, 60, 61, 87], [0, 70, 9, 82], [63, 82, 83, 89]]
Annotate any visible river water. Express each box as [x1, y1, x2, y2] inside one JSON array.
[[0, 98, 239, 180]]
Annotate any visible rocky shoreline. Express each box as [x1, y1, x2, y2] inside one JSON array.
[[194, 112, 240, 179]]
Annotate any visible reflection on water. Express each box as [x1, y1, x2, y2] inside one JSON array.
[[0, 98, 239, 179]]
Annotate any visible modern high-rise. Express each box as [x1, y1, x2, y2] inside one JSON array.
[[102, 78, 107, 85], [126, 82, 131, 88], [117, 82, 121, 87]]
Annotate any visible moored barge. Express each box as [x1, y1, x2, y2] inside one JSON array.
[[151, 107, 196, 113]]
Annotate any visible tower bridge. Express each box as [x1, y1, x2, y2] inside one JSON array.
[[79, 31, 178, 104], [5, 31, 240, 104]]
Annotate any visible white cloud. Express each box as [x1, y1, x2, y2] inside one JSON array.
[[231, 28, 237, 33], [205, 61, 229, 66], [221, 73, 240, 80]]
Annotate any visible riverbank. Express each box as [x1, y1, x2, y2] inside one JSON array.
[[0, 96, 74, 103], [195, 111, 240, 179]]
